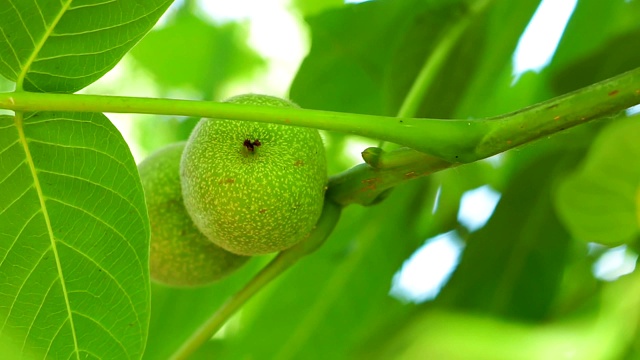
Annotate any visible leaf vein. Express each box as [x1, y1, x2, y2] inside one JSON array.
[[0, 210, 42, 276], [33, 37, 137, 62], [19, 275, 59, 355], [68, 0, 117, 11], [56, 239, 141, 332], [0, 121, 18, 129], [70, 311, 130, 358], [25, 138, 135, 178], [0, 246, 55, 336], [7, 0, 36, 46], [52, 12, 151, 37], [44, 317, 70, 359], [0, 159, 25, 187], [45, 197, 144, 275], [0, 27, 22, 75], [0, 138, 19, 156], [36, 168, 145, 223], [14, 112, 80, 358], [0, 183, 34, 217]]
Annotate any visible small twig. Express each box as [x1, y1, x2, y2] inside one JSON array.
[[169, 200, 342, 360]]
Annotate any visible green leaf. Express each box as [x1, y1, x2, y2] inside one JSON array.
[[218, 180, 429, 360], [143, 258, 267, 360], [129, 7, 264, 100], [437, 153, 572, 321], [550, 0, 640, 93], [454, 1, 640, 120], [452, 0, 543, 118], [0, 0, 173, 93], [292, 0, 344, 17], [363, 270, 640, 360], [290, 0, 543, 118], [0, 112, 149, 359], [290, 0, 469, 115], [555, 115, 640, 246]]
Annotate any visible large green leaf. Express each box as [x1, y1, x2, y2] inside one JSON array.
[[555, 115, 640, 246], [437, 153, 572, 321], [0, 112, 149, 359], [0, 0, 173, 93], [290, 0, 542, 118], [454, 0, 640, 119], [456, 0, 640, 120], [452, 0, 543, 118], [290, 0, 468, 116]]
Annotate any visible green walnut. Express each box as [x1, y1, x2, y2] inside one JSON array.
[[139, 142, 249, 287], [181, 94, 327, 255]]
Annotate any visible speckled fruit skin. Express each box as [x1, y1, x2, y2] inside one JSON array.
[[139, 142, 249, 287], [180, 94, 327, 256]]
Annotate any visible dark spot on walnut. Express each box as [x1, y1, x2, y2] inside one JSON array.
[[243, 139, 262, 152]]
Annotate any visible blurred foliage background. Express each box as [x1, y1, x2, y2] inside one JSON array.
[[68, 0, 640, 358]]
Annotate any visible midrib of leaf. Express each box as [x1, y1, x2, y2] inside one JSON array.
[[13, 112, 80, 359], [15, 0, 73, 91]]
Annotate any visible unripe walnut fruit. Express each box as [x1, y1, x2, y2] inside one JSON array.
[[180, 94, 327, 255], [138, 142, 249, 287]]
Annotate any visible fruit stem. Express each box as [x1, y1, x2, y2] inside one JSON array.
[[329, 148, 453, 206], [169, 200, 342, 360]]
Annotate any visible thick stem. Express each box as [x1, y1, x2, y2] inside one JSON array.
[[476, 72, 640, 158], [1, 68, 639, 165], [327, 68, 640, 205], [330, 148, 453, 206], [1, 69, 639, 207], [0, 90, 480, 160]]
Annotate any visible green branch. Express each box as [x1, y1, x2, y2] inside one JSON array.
[[1, 68, 639, 206], [477, 72, 640, 158], [327, 68, 640, 205], [0, 90, 481, 160], [169, 200, 342, 360], [329, 147, 453, 206]]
